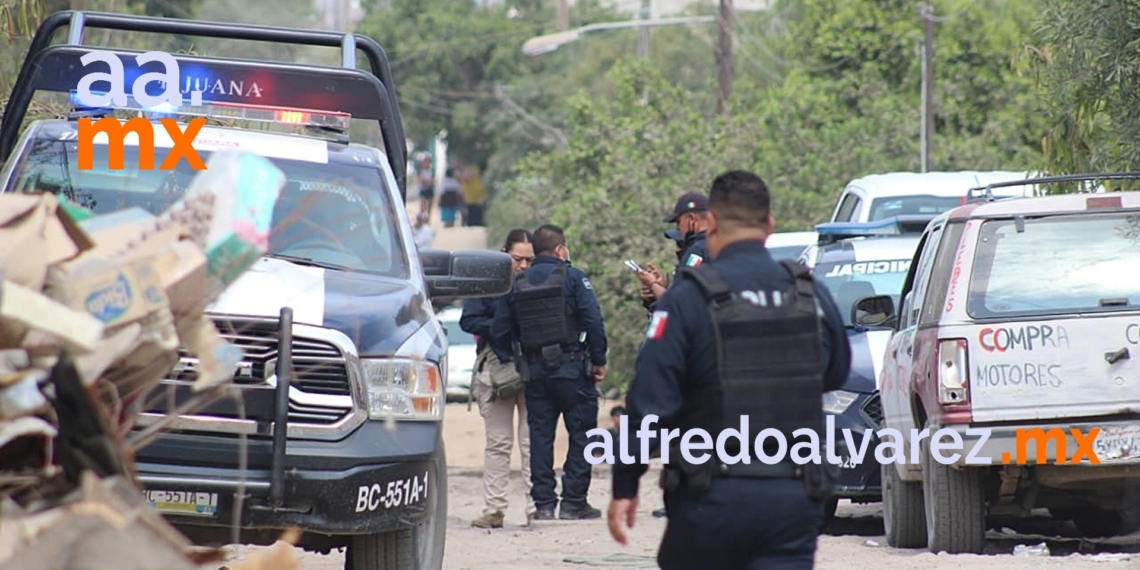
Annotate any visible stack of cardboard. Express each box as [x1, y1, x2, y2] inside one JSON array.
[[0, 151, 297, 570]]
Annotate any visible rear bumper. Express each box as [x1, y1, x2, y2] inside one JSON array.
[[133, 420, 443, 543], [939, 417, 1140, 468]]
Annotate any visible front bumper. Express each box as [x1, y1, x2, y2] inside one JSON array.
[[827, 392, 883, 499], [133, 419, 443, 542]]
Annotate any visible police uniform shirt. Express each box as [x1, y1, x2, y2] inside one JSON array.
[[459, 295, 497, 353], [643, 231, 709, 315], [612, 239, 853, 499], [489, 255, 608, 369], [674, 230, 710, 276]]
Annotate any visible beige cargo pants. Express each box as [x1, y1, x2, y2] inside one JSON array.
[[473, 369, 536, 518]]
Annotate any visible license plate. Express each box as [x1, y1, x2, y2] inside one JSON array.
[[1092, 425, 1140, 462], [145, 490, 218, 516]]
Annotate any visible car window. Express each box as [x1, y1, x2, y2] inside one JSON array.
[[834, 193, 860, 222], [869, 195, 963, 221], [443, 321, 476, 346], [8, 136, 408, 278], [917, 221, 965, 326], [814, 255, 913, 327], [966, 213, 1140, 318], [768, 244, 809, 261], [904, 222, 944, 326]]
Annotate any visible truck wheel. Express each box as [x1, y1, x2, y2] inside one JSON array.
[[346, 438, 448, 570], [920, 439, 985, 554], [882, 460, 926, 548]]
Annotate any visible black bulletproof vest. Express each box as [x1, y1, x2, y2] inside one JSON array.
[[674, 259, 826, 463], [513, 265, 582, 354]]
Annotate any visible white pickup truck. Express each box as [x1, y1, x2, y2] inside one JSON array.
[[870, 176, 1140, 554]]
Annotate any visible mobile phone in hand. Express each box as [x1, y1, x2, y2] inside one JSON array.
[[624, 259, 642, 273]]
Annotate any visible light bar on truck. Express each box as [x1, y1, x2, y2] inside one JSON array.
[[69, 90, 352, 131], [815, 215, 935, 245]]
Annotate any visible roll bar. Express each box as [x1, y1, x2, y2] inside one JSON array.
[[0, 10, 408, 197]]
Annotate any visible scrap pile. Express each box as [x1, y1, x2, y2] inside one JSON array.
[[0, 152, 289, 570]]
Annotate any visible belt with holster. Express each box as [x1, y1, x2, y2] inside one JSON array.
[[714, 461, 803, 479], [525, 349, 587, 364]]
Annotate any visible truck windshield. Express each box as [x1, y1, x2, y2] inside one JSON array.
[[6, 137, 408, 278], [814, 257, 912, 326], [868, 195, 964, 220], [967, 213, 1140, 318]]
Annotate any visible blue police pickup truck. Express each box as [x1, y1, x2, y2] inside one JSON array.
[[0, 11, 512, 570]]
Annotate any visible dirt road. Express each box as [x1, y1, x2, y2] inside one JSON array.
[[211, 402, 1140, 569]]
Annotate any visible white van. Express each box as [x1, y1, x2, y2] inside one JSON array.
[[830, 171, 1036, 224]]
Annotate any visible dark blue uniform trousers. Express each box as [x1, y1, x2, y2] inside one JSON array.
[[524, 362, 598, 511], [658, 477, 823, 570]]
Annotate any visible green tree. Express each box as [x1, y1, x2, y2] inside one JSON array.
[[489, 59, 770, 391], [1028, 0, 1140, 190], [488, 0, 1050, 390]]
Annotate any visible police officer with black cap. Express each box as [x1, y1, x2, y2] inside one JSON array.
[[638, 192, 711, 307], [607, 170, 851, 569], [491, 224, 608, 520]]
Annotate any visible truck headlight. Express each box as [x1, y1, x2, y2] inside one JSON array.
[[822, 390, 859, 414], [360, 358, 442, 420]]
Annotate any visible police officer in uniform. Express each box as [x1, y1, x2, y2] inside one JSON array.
[[492, 224, 609, 520], [638, 192, 711, 308], [607, 170, 851, 569]]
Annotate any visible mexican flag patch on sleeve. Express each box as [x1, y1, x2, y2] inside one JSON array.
[[684, 254, 704, 267], [646, 311, 669, 339]]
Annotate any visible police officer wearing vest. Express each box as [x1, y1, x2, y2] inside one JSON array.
[[638, 192, 711, 311], [491, 224, 609, 520], [608, 170, 851, 569]]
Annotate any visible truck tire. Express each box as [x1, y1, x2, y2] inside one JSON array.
[[920, 438, 985, 554], [346, 437, 448, 570], [882, 460, 926, 548]]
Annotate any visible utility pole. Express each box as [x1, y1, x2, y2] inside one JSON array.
[[637, 0, 651, 59], [918, 2, 935, 172], [716, 0, 734, 114], [557, 0, 569, 31]]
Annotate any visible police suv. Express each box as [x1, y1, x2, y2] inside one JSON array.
[[799, 216, 930, 523], [0, 12, 512, 570]]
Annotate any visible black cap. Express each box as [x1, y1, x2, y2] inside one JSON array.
[[663, 229, 684, 242], [663, 192, 708, 223]]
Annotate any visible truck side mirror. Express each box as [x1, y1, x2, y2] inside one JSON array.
[[852, 294, 895, 327], [421, 249, 512, 303]]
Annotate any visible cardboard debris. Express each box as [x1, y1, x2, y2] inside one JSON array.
[[0, 150, 288, 570], [0, 193, 93, 291], [0, 278, 105, 354], [0, 472, 224, 570]]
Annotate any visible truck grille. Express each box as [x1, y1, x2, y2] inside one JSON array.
[[173, 319, 351, 397], [161, 318, 354, 426], [860, 393, 884, 427]]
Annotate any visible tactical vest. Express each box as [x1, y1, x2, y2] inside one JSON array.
[[671, 260, 826, 471], [513, 265, 583, 354]]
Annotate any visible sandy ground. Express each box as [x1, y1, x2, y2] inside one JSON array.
[[206, 201, 1140, 568]]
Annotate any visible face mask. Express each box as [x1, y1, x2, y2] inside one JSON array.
[[682, 216, 696, 240]]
